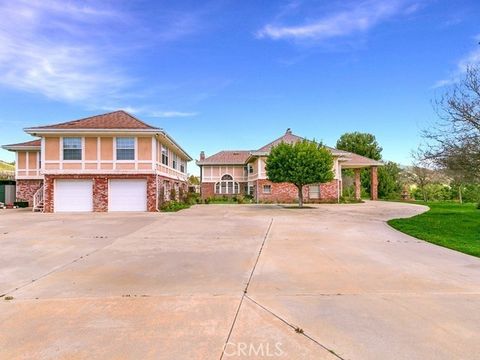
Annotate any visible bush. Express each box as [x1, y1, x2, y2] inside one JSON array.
[[14, 201, 29, 208], [160, 201, 190, 212], [169, 188, 177, 201], [185, 192, 200, 205]]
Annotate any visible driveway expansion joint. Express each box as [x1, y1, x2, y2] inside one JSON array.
[[219, 218, 274, 360], [244, 294, 345, 360]]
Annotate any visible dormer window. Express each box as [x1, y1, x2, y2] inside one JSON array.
[[116, 137, 135, 160], [63, 137, 82, 160]]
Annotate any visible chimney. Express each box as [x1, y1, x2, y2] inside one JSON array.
[[285, 128, 292, 134], [200, 151, 205, 160]]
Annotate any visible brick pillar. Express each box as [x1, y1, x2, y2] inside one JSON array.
[[43, 175, 54, 213], [354, 168, 361, 200], [93, 177, 108, 212], [370, 166, 378, 200]]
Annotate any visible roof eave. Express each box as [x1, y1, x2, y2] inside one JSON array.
[[24, 128, 160, 134], [197, 162, 246, 166], [2, 145, 41, 151], [158, 131, 192, 161]]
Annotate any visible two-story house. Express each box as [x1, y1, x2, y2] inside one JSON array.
[[2, 111, 191, 212], [197, 129, 383, 203]]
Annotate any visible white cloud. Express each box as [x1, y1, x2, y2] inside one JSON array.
[[433, 39, 480, 88], [99, 106, 198, 119], [0, 0, 206, 115], [257, 0, 420, 42], [148, 111, 198, 118], [0, 0, 131, 103]]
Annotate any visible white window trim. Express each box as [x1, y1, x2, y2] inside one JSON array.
[[114, 137, 136, 162], [61, 136, 83, 163]]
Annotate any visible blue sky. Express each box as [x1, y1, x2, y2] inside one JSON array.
[[0, 0, 479, 175]]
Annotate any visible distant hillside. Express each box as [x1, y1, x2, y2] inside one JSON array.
[[0, 160, 15, 171]]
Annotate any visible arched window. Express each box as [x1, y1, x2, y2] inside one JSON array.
[[215, 174, 239, 194]]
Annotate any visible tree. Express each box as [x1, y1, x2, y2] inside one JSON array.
[[423, 66, 480, 182], [378, 161, 402, 199], [336, 132, 383, 195], [265, 140, 334, 207], [336, 132, 382, 161], [188, 175, 200, 185]]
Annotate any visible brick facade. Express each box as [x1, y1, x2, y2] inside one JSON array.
[[255, 179, 339, 203], [201, 182, 215, 199], [43, 174, 158, 212], [318, 180, 340, 202], [354, 168, 361, 200], [200, 178, 339, 203], [256, 179, 307, 203], [370, 166, 378, 200], [15, 179, 43, 206]]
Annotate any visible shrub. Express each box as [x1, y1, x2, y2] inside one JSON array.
[[185, 192, 200, 205], [160, 201, 190, 212], [169, 188, 177, 201]]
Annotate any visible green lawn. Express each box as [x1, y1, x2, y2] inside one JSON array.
[[388, 202, 480, 258]]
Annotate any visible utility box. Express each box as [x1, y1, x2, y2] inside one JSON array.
[[0, 180, 16, 204]]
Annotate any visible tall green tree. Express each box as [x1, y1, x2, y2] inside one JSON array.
[[336, 132, 383, 195], [336, 132, 382, 160], [266, 140, 334, 207], [378, 161, 402, 199]]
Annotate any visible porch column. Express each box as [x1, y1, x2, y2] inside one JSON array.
[[354, 168, 361, 200], [370, 166, 378, 200]]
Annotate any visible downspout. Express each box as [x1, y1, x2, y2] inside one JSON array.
[[199, 165, 203, 198]]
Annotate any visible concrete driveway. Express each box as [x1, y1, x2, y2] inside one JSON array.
[[0, 202, 479, 359]]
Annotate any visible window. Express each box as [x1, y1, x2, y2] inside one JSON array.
[[180, 160, 186, 173], [172, 153, 178, 169], [116, 137, 135, 160], [215, 174, 239, 195], [309, 185, 320, 199], [244, 166, 248, 177], [161, 145, 169, 166], [263, 184, 271, 194], [63, 137, 82, 160], [248, 165, 253, 174]]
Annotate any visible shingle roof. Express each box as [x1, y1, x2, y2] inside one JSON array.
[[257, 131, 304, 152], [3, 139, 41, 148], [26, 110, 159, 130], [198, 151, 251, 165], [197, 129, 383, 167], [340, 152, 383, 167], [257, 130, 346, 157]]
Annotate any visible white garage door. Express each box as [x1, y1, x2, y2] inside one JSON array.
[[109, 179, 147, 212], [55, 180, 93, 212]]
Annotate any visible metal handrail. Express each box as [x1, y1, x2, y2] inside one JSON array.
[[33, 185, 44, 211]]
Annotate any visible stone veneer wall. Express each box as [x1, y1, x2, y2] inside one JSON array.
[[15, 179, 43, 206], [43, 174, 157, 212]]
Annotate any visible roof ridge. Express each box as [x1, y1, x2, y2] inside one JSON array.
[[118, 110, 160, 130], [26, 110, 159, 130], [257, 132, 304, 151]]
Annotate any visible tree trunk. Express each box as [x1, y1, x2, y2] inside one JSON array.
[[297, 185, 304, 207], [458, 185, 463, 204]]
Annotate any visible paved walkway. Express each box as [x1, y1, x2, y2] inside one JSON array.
[[0, 202, 479, 359]]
